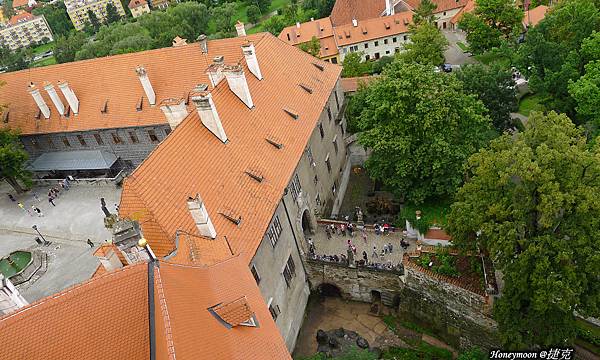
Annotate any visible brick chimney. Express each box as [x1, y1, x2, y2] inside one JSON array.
[[207, 56, 225, 87], [190, 84, 228, 143], [135, 65, 156, 106], [57, 80, 79, 114], [235, 21, 246, 37], [160, 98, 189, 129], [111, 220, 152, 265], [28, 83, 50, 119], [386, 0, 394, 16], [223, 64, 254, 108], [43, 82, 65, 116], [187, 193, 217, 239], [242, 42, 263, 80], [0, 274, 28, 315], [94, 244, 124, 272], [198, 34, 208, 53]]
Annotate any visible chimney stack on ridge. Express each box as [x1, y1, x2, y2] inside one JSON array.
[[135, 65, 156, 106], [57, 80, 79, 114], [207, 56, 225, 87], [43, 82, 65, 116], [198, 34, 208, 53], [28, 83, 50, 119], [223, 64, 254, 108], [160, 98, 189, 129], [235, 21, 246, 37], [187, 193, 217, 239], [190, 84, 228, 143], [242, 42, 263, 80]]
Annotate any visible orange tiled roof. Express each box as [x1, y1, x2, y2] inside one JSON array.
[[154, 257, 291, 359], [11, 0, 28, 9], [0, 263, 150, 360], [8, 11, 34, 25], [451, 0, 475, 24], [279, 17, 334, 45], [424, 228, 452, 240], [319, 36, 339, 57], [211, 296, 255, 327], [128, 0, 147, 9], [330, 0, 386, 26], [403, 0, 470, 12], [523, 5, 548, 28], [341, 75, 378, 92], [0, 34, 266, 135], [119, 33, 341, 263], [334, 11, 413, 46]]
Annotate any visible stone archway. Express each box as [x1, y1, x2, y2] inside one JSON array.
[[301, 209, 313, 237], [317, 283, 342, 297]]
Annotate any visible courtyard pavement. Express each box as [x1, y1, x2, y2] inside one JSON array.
[[310, 224, 417, 266], [443, 30, 476, 66], [0, 181, 122, 302]]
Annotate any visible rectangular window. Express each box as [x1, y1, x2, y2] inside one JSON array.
[[331, 57, 338, 64], [77, 135, 87, 146], [62, 136, 71, 148], [306, 146, 315, 165], [267, 215, 283, 247], [364, 43, 368, 49], [404, 35, 408, 41], [327, 106, 332, 122], [374, 41, 379, 46], [129, 131, 139, 144], [269, 304, 280, 321], [393, 37, 397, 43], [319, 123, 324, 139], [251, 265, 260, 285], [165, 128, 172, 136], [111, 132, 122, 144], [334, 91, 340, 111], [365, 55, 370, 61], [384, 39, 388, 45], [282, 255, 296, 287], [325, 153, 331, 173], [290, 174, 302, 202], [148, 129, 159, 142], [94, 133, 104, 145], [316, 193, 321, 206], [333, 135, 338, 154], [375, 52, 380, 59], [386, 50, 390, 55], [314, 174, 319, 185], [332, 183, 337, 194], [47, 138, 56, 149]]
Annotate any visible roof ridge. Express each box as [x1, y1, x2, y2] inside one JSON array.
[[159, 253, 241, 270], [153, 266, 177, 359]]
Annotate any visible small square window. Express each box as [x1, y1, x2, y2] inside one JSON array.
[[319, 123, 325, 139], [364, 43, 369, 49], [62, 136, 71, 148], [148, 129, 159, 143], [404, 35, 408, 41], [77, 135, 87, 146], [393, 37, 397, 43], [384, 39, 388, 44], [129, 131, 139, 144], [94, 133, 104, 145], [111, 132, 122, 144], [374, 41, 379, 46]]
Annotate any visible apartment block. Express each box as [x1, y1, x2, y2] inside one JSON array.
[[65, 0, 126, 31], [0, 12, 53, 51]]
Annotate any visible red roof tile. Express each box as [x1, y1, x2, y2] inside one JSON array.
[[279, 17, 335, 45], [341, 75, 379, 92], [8, 11, 34, 25], [128, 0, 147, 9], [523, 5, 548, 28], [330, 0, 386, 26], [11, 0, 29, 9], [333, 11, 413, 46]]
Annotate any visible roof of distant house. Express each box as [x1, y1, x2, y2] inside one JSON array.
[[333, 11, 413, 47], [279, 17, 334, 45], [11, 0, 29, 9], [0, 256, 290, 359], [118, 33, 341, 263], [341, 75, 378, 92], [8, 11, 34, 25], [128, 0, 147, 9], [424, 228, 452, 241], [523, 5, 548, 28], [330, 0, 386, 26], [402, 0, 470, 13], [450, 0, 475, 24]]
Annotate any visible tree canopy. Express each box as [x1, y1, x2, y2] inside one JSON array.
[[298, 36, 321, 57], [0, 127, 31, 194], [32, 2, 74, 37], [456, 63, 518, 132], [447, 112, 600, 348], [412, 0, 436, 25], [400, 22, 448, 66], [105, 2, 122, 24], [353, 60, 493, 204]]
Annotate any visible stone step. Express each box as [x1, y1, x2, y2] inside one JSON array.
[[381, 292, 394, 306]]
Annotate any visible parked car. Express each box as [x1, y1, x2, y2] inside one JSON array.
[[441, 63, 452, 73]]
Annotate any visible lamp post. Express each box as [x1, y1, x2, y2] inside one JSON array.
[[32, 225, 49, 246]]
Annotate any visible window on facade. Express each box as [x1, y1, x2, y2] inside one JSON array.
[[269, 304, 281, 321], [129, 131, 139, 144], [282, 255, 296, 287], [306, 146, 315, 165], [325, 154, 331, 173], [93, 133, 104, 146], [62, 136, 71, 148], [393, 37, 397, 43], [77, 135, 87, 146], [148, 129, 159, 143], [395, 48, 400, 53], [334, 91, 340, 111], [374, 41, 379, 46], [364, 43, 369, 49], [332, 183, 337, 194], [165, 128, 172, 136], [386, 50, 390, 55], [327, 106, 332, 122], [289, 174, 302, 202], [314, 174, 319, 185], [316, 193, 321, 206], [333, 136, 338, 154], [404, 35, 408, 41], [443, 11, 447, 15], [331, 57, 338, 64], [251, 265, 261, 285], [111, 132, 122, 144], [384, 39, 388, 44], [267, 216, 283, 247], [319, 123, 324, 139], [31, 138, 40, 150], [375, 53, 380, 59], [47, 138, 56, 149], [365, 55, 370, 61]]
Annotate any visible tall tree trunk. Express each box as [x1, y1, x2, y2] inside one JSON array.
[[4, 176, 25, 194]]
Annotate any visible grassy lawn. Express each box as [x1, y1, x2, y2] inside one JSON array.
[[475, 50, 511, 68], [31, 42, 54, 55], [33, 56, 57, 67], [518, 93, 545, 117], [456, 41, 469, 52], [269, 0, 290, 13]]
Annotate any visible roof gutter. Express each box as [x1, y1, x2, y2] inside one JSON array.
[[147, 260, 158, 360]]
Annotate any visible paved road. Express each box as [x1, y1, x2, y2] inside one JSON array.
[[443, 30, 476, 66]]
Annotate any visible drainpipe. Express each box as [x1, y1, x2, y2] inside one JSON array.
[[281, 195, 308, 281]]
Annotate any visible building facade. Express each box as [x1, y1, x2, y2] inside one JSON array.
[[0, 12, 53, 51], [65, 0, 126, 30], [128, 0, 150, 18]]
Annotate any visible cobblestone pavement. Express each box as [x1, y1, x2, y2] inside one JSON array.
[[309, 224, 417, 266]]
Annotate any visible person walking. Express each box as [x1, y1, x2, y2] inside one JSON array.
[[372, 245, 378, 259], [348, 223, 354, 237], [362, 250, 368, 264], [18, 202, 32, 216], [340, 223, 346, 237], [7, 193, 15, 202], [383, 243, 388, 254], [388, 242, 393, 253], [48, 195, 56, 207], [361, 229, 368, 244], [325, 226, 332, 240], [31, 205, 43, 217]]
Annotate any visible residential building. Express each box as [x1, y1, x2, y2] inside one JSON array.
[[450, 0, 475, 30], [279, 17, 340, 63], [11, 0, 36, 11], [0, 31, 347, 353], [128, 0, 150, 18], [150, 0, 179, 10], [334, 11, 413, 61], [0, 12, 53, 51], [64, 0, 126, 31]]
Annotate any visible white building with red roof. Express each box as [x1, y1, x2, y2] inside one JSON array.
[[0, 11, 53, 51]]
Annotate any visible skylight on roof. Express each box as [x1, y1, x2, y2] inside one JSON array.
[[219, 208, 242, 226], [283, 108, 299, 120], [312, 62, 324, 71], [299, 84, 313, 94], [265, 137, 283, 149]]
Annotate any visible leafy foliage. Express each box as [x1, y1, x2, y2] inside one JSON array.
[[246, 4, 261, 24], [298, 36, 321, 57], [302, 0, 335, 18], [105, 2, 122, 24], [569, 60, 600, 126], [457, 348, 487, 360], [400, 22, 448, 66], [0, 46, 31, 71], [341, 52, 372, 77], [54, 31, 88, 63], [456, 63, 518, 132], [413, 0, 436, 25], [87, 9, 102, 32], [211, 2, 237, 36], [0, 128, 32, 193], [447, 112, 600, 348], [32, 2, 74, 37], [352, 60, 493, 204]]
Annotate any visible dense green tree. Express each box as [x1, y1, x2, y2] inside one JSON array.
[[447, 112, 600, 348], [341, 52, 371, 78], [456, 63, 517, 132], [87, 9, 102, 32], [54, 31, 88, 63], [246, 4, 261, 24], [211, 2, 237, 35], [0, 128, 31, 194], [298, 36, 321, 57], [370, 55, 393, 74], [0, 46, 31, 71], [302, 0, 335, 18], [413, 0, 436, 25], [105, 3, 122, 24], [167, 2, 210, 40], [353, 60, 493, 204], [457, 348, 487, 360], [32, 3, 74, 37], [135, 11, 192, 48], [459, 0, 522, 54], [401, 22, 448, 66], [262, 15, 288, 35], [250, 0, 270, 13], [569, 61, 600, 126], [76, 22, 152, 59]]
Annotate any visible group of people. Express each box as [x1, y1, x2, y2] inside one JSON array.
[[308, 252, 403, 272], [324, 222, 357, 239], [6, 178, 72, 217], [374, 222, 394, 235]]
